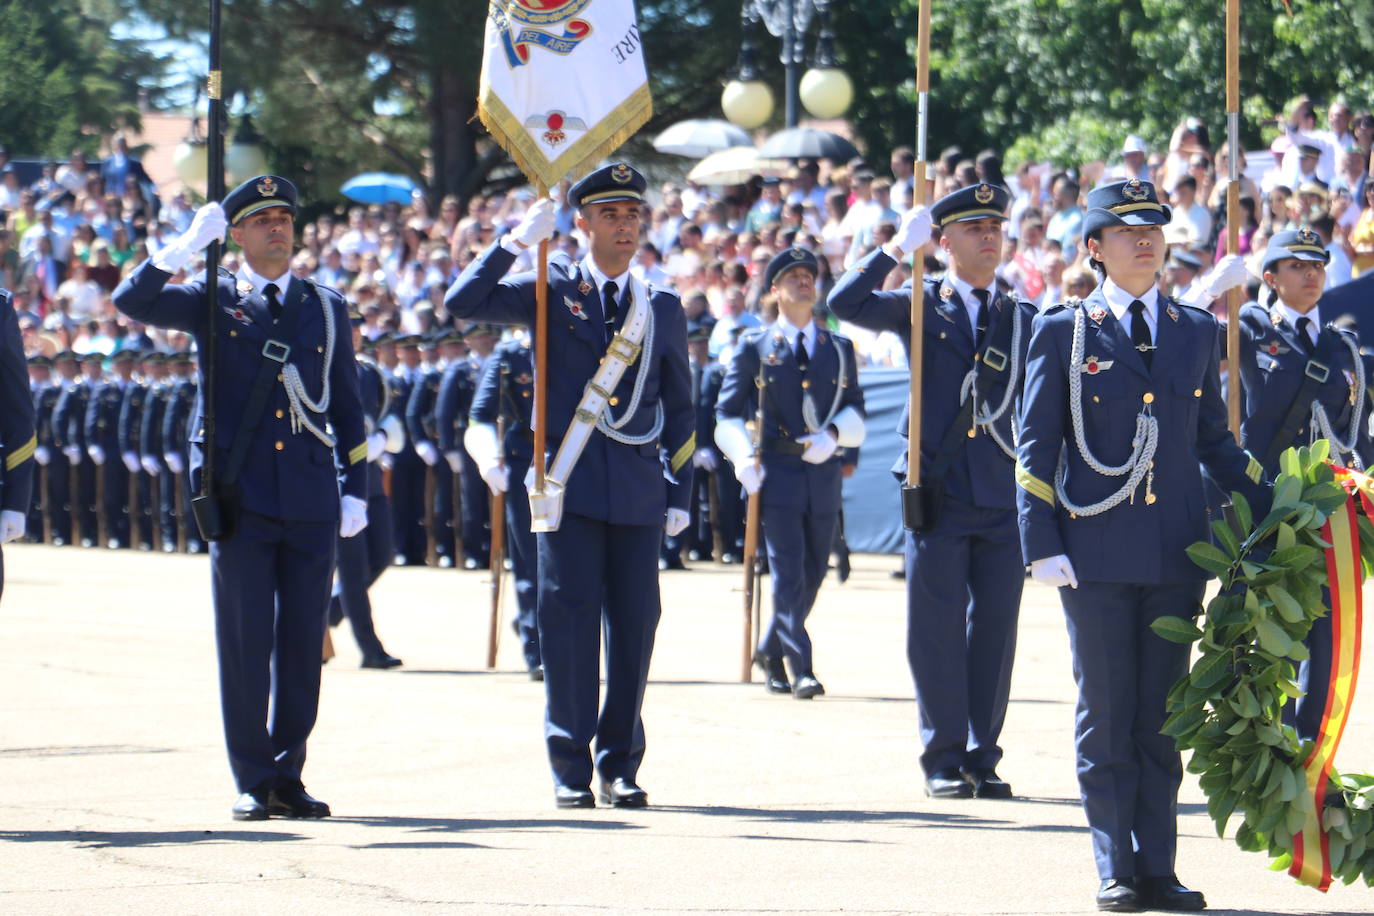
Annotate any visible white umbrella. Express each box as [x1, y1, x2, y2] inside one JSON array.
[[687, 146, 787, 186], [653, 119, 754, 158]]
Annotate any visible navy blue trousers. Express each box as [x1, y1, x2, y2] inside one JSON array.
[[758, 497, 838, 677], [505, 467, 540, 670], [1061, 581, 1202, 880], [389, 451, 426, 564], [905, 498, 1023, 776], [1289, 594, 1332, 743], [332, 492, 393, 658], [536, 514, 660, 789], [211, 509, 336, 793]]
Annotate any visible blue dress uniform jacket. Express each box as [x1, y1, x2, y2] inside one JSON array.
[[113, 260, 368, 520], [445, 242, 693, 793], [716, 322, 864, 677], [1016, 290, 1262, 583], [54, 376, 96, 541], [1236, 304, 1369, 744], [119, 377, 153, 547], [446, 243, 695, 523], [434, 357, 489, 565], [0, 290, 36, 595], [469, 338, 541, 671], [113, 259, 367, 796], [406, 365, 455, 563], [387, 366, 426, 564], [828, 249, 1033, 507], [140, 379, 175, 548], [828, 249, 1035, 777], [701, 360, 744, 557], [1015, 289, 1266, 882], [33, 382, 68, 543]]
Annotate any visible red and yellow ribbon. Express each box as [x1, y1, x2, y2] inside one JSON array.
[[1291, 467, 1368, 889]]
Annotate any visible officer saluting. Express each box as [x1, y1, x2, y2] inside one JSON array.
[[114, 175, 370, 822], [1015, 179, 1266, 912], [829, 184, 1036, 799], [716, 247, 865, 699], [446, 163, 694, 809], [0, 285, 36, 592]]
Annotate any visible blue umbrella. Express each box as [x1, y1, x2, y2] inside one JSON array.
[[340, 172, 420, 205]]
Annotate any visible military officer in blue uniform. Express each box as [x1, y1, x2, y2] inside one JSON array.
[[55, 353, 99, 545], [446, 163, 694, 809], [660, 319, 717, 568], [330, 309, 404, 668], [1225, 229, 1367, 745], [829, 183, 1035, 799], [34, 351, 77, 545], [85, 348, 136, 548], [716, 247, 866, 699], [118, 350, 161, 550], [389, 334, 427, 565], [1015, 178, 1267, 912], [27, 354, 53, 540], [464, 329, 542, 678], [114, 174, 369, 822], [138, 352, 175, 550], [163, 351, 202, 552], [434, 328, 480, 568], [407, 330, 456, 566], [0, 287, 36, 590]]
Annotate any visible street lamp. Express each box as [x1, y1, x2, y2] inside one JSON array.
[[721, 0, 853, 130], [225, 115, 269, 186]]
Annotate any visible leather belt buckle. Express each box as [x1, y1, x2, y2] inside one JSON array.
[[983, 346, 1008, 372], [1305, 360, 1329, 383], [262, 340, 291, 363]]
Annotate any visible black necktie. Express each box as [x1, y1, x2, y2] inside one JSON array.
[[1129, 299, 1153, 369], [973, 288, 991, 349], [265, 283, 283, 323], [603, 281, 618, 330], [1296, 316, 1314, 354], [795, 332, 809, 371]]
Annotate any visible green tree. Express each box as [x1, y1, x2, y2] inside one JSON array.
[[0, 0, 166, 159]]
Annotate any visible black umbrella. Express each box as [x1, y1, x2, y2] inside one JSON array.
[[758, 127, 859, 162]]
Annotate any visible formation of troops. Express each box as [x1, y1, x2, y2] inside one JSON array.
[[5, 160, 1367, 913]]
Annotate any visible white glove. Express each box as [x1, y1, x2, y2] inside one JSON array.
[[63, 445, 81, 463], [415, 440, 439, 466], [122, 451, 140, 473], [1030, 554, 1079, 589], [481, 463, 510, 495], [510, 198, 556, 249], [164, 452, 185, 475], [0, 509, 25, 543], [379, 414, 406, 454], [737, 463, 765, 495], [692, 448, 719, 472], [888, 205, 933, 257], [151, 202, 228, 273], [664, 508, 689, 537], [800, 430, 838, 465], [34, 445, 50, 466], [366, 431, 386, 462], [141, 455, 161, 476], [88, 444, 106, 465], [445, 450, 463, 474], [1191, 253, 1251, 305], [339, 494, 368, 538]]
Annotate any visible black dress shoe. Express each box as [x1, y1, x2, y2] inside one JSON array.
[[232, 790, 269, 821], [360, 653, 403, 669], [925, 768, 974, 799], [754, 653, 790, 694], [1138, 877, 1205, 911], [792, 674, 825, 699], [268, 785, 331, 819], [961, 767, 1013, 799], [720, 552, 739, 565], [599, 777, 648, 808], [528, 665, 545, 682], [1096, 878, 1142, 912], [836, 550, 851, 583], [554, 785, 595, 808]]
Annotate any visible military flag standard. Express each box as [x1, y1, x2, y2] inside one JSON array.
[[479, 0, 653, 191]]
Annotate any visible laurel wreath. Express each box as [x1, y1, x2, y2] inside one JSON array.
[[1151, 441, 1374, 887]]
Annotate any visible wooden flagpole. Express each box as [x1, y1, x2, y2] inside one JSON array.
[[1225, 0, 1242, 440], [533, 182, 550, 493], [906, 0, 931, 491]]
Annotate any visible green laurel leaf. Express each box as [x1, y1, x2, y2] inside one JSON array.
[[1151, 615, 1203, 644]]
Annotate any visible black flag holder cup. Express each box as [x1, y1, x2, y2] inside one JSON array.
[[191, 0, 231, 541]]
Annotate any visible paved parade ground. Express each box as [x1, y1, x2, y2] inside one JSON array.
[[2, 544, 1371, 915]]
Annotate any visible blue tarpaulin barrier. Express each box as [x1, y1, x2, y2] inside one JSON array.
[[841, 368, 908, 554]]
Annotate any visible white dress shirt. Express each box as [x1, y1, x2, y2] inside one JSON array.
[[1101, 278, 1159, 340]]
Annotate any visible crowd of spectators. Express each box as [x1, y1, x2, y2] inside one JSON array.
[[11, 94, 1374, 371]]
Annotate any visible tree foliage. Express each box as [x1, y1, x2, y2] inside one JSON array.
[[0, 0, 167, 159]]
